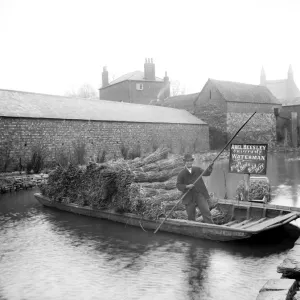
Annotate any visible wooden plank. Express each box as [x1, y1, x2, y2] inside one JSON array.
[[240, 218, 267, 229], [246, 206, 251, 219], [230, 205, 235, 221], [249, 212, 298, 232], [249, 199, 265, 203], [231, 218, 253, 228], [217, 198, 300, 212], [223, 220, 239, 226]]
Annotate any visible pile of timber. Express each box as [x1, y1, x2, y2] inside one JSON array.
[[40, 147, 221, 221]]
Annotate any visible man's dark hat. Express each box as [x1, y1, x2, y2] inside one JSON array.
[[183, 153, 194, 161]]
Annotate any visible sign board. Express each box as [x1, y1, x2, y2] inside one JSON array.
[[229, 144, 268, 175]]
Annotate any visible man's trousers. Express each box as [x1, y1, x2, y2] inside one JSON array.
[[185, 193, 213, 223]]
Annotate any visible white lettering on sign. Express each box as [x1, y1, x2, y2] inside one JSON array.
[[229, 144, 268, 174], [232, 154, 265, 161]]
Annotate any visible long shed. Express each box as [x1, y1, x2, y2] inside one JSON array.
[[0, 89, 209, 171]]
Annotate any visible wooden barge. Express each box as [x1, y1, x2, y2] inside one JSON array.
[[34, 193, 300, 242]]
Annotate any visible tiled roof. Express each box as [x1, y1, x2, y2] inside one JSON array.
[[106, 71, 163, 86], [162, 93, 198, 110], [0, 89, 206, 125], [284, 97, 300, 106], [163, 79, 281, 110], [210, 79, 281, 104]]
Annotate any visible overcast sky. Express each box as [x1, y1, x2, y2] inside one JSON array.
[[0, 0, 299, 96]]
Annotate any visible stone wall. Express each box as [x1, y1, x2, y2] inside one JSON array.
[[227, 102, 278, 146], [0, 117, 209, 171], [227, 112, 277, 146]]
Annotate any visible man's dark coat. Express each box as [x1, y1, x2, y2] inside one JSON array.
[[176, 166, 212, 205]]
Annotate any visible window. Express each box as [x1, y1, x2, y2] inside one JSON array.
[[136, 83, 143, 91]]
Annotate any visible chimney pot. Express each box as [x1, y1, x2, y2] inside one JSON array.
[[144, 57, 155, 80]]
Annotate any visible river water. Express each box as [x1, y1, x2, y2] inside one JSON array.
[[0, 152, 300, 300]]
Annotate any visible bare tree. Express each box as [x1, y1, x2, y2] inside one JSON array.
[[110, 73, 116, 82], [65, 84, 97, 99], [171, 80, 186, 96]]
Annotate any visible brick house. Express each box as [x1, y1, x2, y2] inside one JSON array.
[[163, 79, 282, 149], [260, 65, 300, 106], [0, 89, 208, 171], [99, 58, 170, 104]]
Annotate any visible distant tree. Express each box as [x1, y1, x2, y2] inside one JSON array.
[[171, 80, 186, 96], [110, 73, 116, 82], [65, 84, 97, 99]]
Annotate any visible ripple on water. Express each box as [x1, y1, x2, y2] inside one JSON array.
[[0, 189, 299, 300]]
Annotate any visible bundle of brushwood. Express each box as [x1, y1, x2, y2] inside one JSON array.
[[196, 205, 231, 225], [39, 147, 225, 222], [235, 178, 270, 202]]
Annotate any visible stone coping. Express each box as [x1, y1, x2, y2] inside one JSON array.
[[256, 279, 297, 300]]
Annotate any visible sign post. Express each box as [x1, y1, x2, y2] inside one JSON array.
[[229, 144, 268, 201], [243, 174, 250, 201]]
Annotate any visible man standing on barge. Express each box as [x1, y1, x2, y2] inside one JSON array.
[[176, 154, 214, 223]]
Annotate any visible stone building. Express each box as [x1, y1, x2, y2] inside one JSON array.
[[260, 65, 300, 105], [0, 89, 208, 171], [163, 79, 282, 149], [99, 59, 170, 104], [276, 103, 300, 146]]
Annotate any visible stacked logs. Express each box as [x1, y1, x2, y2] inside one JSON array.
[[40, 147, 225, 222]]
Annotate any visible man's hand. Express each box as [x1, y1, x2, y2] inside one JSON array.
[[186, 184, 194, 189]]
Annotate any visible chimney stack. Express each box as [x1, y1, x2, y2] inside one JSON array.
[[144, 58, 155, 80], [163, 71, 170, 99], [102, 66, 109, 87]]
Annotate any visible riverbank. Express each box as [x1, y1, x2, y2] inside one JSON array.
[[0, 173, 48, 193], [256, 234, 300, 299]]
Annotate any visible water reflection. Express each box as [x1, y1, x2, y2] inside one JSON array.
[[184, 243, 211, 299]]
